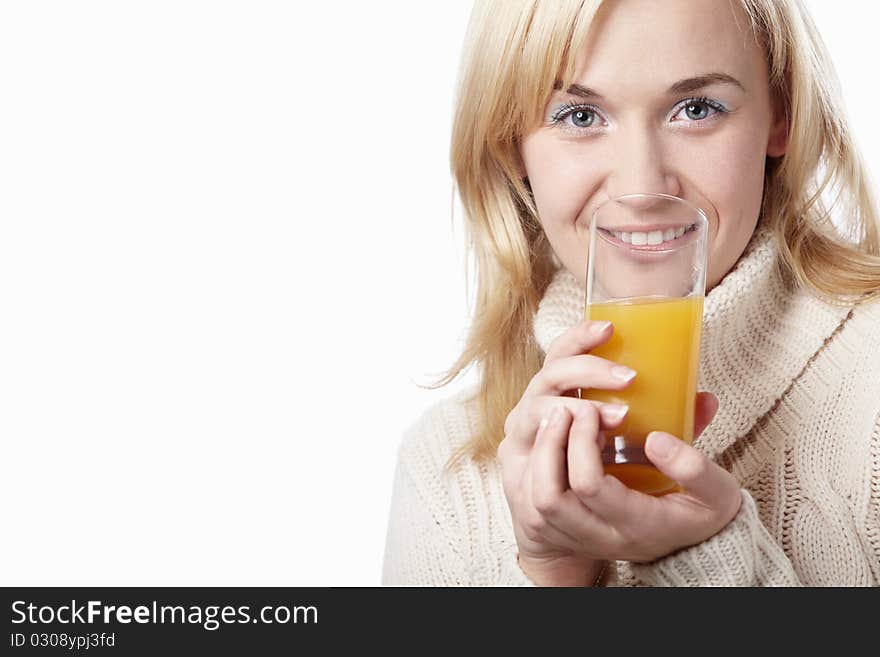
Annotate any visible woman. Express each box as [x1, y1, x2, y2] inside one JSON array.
[[382, 0, 880, 586]]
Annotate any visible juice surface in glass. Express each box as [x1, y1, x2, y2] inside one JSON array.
[[582, 295, 703, 495]]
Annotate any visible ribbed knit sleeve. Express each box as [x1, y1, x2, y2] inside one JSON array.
[[629, 489, 802, 586], [381, 456, 538, 586], [380, 456, 470, 585], [381, 399, 538, 586]]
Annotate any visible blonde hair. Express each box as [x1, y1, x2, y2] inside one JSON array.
[[436, 0, 880, 472]]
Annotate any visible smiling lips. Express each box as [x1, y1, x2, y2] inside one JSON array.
[[600, 223, 697, 250]]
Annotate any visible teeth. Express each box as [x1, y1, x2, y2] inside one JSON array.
[[612, 224, 691, 246], [647, 230, 663, 245]]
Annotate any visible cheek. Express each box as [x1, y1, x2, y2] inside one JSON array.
[[685, 129, 768, 286], [521, 139, 604, 271], [522, 138, 603, 229], [695, 132, 766, 221]]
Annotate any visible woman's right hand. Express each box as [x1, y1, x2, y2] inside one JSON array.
[[497, 318, 635, 586]]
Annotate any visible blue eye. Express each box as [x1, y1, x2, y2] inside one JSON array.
[[571, 109, 596, 128], [549, 102, 606, 132], [672, 97, 728, 123]]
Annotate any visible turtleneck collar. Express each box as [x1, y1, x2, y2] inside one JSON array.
[[532, 222, 854, 461]]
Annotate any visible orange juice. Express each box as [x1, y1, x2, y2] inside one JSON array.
[[582, 295, 703, 495]]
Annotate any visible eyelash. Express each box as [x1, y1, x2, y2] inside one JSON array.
[[548, 96, 729, 133]]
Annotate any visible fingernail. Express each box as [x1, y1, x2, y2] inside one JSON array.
[[648, 431, 677, 459], [602, 404, 628, 422], [611, 365, 636, 382], [591, 320, 612, 334]]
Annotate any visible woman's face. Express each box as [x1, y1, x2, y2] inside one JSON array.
[[518, 0, 788, 291]]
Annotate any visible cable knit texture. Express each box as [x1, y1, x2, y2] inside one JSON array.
[[382, 222, 880, 586]]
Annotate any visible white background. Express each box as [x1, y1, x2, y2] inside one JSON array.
[[0, 1, 876, 586]]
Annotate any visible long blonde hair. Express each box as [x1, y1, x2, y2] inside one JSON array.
[[437, 0, 880, 472]]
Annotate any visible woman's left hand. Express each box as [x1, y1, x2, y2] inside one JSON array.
[[569, 392, 743, 563]]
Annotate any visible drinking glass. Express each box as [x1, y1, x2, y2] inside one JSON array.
[[581, 193, 709, 495]]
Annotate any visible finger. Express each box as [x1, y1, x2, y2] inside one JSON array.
[[530, 406, 572, 509], [521, 461, 584, 552], [565, 404, 605, 504], [564, 404, 645, 524], [693, 392, 719, 439], [644, 431, 740, 506], [503, 397, 628, 456], [528, 406, 618, 552], [544, 319, 614, 365], [530, 396, 629, 433], [525, 353, 637, 399]]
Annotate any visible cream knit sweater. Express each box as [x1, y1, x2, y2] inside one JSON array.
[[382, 223, 880, 586]]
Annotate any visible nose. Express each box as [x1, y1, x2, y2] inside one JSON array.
[[604, 128, 681, 201]]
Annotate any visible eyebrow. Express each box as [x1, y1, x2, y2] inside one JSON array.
[[554, 72, 745, 99]]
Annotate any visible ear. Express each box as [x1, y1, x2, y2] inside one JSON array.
[[766, 113, 788, 158]]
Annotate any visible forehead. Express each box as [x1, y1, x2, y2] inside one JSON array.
[[568, 0, 763, 92]]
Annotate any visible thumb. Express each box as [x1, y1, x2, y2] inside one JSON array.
[[644, 430, 739, 505]]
